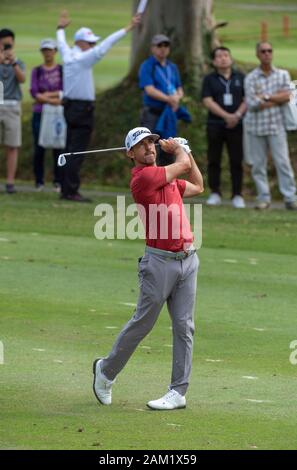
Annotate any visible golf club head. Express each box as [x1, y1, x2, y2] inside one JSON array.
[[58, 154, 67, 167]]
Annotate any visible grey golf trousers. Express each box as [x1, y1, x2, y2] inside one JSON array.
[[101, 250, 199, 396]]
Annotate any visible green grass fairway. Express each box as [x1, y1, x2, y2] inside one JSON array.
[[1, 190, 297, 450]]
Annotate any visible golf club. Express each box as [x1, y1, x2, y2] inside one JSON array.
[[58, 144, 160, 167], [58, 147, 127, 167]]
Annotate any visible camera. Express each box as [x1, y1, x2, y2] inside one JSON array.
[[3, 44, 12, 51]]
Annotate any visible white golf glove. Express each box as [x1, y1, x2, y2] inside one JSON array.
[[174, 137, 191, 154]]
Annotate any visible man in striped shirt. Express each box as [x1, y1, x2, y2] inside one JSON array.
[[244, 42, 297, 210]]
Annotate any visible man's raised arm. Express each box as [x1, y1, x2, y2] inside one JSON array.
[[79, 14, 142, 68], [56, 10, 72, 61]]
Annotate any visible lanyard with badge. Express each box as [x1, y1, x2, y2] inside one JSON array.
[[219, 76, 233, 106], [157, 65, 176, 95]]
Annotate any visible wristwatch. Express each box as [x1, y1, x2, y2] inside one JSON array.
[[263, 94, 271, 102]]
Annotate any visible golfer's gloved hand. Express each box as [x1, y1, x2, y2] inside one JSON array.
[[174, 137, 191, 154]]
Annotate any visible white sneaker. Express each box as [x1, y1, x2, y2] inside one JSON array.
[[206, 193, 222, 206], [147, 389, 186, 410], [93, 359, 115, 405], [232, 195, 246, 209]]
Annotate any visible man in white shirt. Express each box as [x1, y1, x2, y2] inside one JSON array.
[[245, 42, 297, 210], [56, 11, 141, 202]]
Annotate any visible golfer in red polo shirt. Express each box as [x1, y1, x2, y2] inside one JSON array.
[[93, 127, 204, 410]]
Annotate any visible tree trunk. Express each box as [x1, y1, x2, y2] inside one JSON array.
[[129, 0, 218, 95]]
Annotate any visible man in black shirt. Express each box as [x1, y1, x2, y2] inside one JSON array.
[[201, 47, 247, 208]]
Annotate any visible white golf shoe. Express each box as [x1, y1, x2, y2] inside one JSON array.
[[147, 389, 186, 410], [232, 195, 246, 209], [93, 359, 115, 405], [206, 193, 222, 206]]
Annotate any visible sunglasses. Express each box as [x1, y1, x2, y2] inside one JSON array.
[[260, 49, 273, 54], [156, 42, 170, 48]]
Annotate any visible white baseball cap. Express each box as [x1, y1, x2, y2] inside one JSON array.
[[40, 38, 57, 50], [74, 27, 100, 43], [125, 127, 160, 151]]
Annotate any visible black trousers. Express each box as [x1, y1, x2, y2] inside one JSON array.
[[62, 99, 95, 197], [32, 112, 62, 186], [140, 106, 175, 166], [207, 125, 244, 197]]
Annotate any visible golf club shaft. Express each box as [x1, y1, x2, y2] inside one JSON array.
[[58, 144, 160, 167], [58, 147, 127, 167], [61, 147, 127, 157]]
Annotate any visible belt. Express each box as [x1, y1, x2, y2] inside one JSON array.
[[144, 106, 164, 117], [145, 246, 196, 260], [0, 100, 20, 106], [63, 98, 95, 105]]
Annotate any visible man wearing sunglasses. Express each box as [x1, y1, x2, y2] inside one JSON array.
[[245, 42, 297, 210], [139, 34, 185, 165]]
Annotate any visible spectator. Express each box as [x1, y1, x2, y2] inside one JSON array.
[[0, 28, 25, 194], [30, 38, 63, 191], [201, 47, 247, 208], [245, 42, 297, 210], [139, 34, 191, 166], [56, 11, 141, 202]]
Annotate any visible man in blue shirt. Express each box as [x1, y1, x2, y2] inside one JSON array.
[[139, 34, 185, 165]]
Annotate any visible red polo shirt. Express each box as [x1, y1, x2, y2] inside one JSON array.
[[130, 165, 194, 252]]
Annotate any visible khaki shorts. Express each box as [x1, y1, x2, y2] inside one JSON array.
[[0, 103, 22, 147]]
